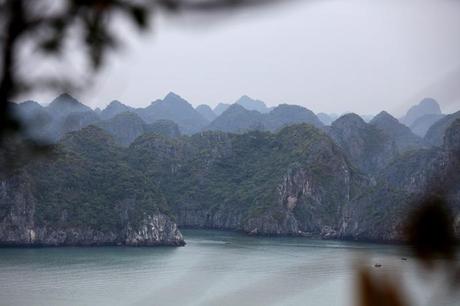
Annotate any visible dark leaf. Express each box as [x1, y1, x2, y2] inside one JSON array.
[[406, 196, 456, 265], [129, 5, 148, 28]]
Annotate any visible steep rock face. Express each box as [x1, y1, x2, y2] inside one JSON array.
[[175, 209, 243, 230], [370, 111, 425, 153], [0, 127, 185, 246], [444, 119, 460, 236], [444, 119, 460, 155], [243, 165, 348, 237], [129, 131, 239, 229], [242, 132, 367, 236], [0, 181, 184, 247], [424, 111, 460, 146], [340, 118, 460, 241], [129, 124, 366, 236], [327, 113, 397, 174], [124, 214, 184, 246], [339, 148, 444, 241], [0, 174, 37, 244]]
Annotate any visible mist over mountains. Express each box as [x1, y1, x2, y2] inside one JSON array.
[[2, 92, 460, 246], [10, 92, 453, 146]]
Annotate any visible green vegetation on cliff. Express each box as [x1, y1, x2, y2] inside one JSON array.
[[24, 127, 169, 231], [2, 115, 460, 243]]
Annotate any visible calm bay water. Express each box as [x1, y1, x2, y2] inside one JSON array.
[[0, 230, 456, 306]]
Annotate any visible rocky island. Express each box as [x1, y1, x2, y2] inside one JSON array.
[[1, 93, 459, 246]]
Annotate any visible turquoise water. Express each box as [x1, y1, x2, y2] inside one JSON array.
[[0, 230, 453, 306]]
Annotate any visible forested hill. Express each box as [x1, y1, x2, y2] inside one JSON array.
[[1, 116, 460, 245]]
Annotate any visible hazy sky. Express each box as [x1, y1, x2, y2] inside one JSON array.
[[24, 0, 460, 116]]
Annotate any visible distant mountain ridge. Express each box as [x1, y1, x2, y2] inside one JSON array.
[[370, 111, 425, 152], [235, 95, 271, 113], [400, 97, 442, 127], [205, 104, 266, 133], [100, 100, 134, 120], [47, 93, 93, 118], [12, 93, 186, 145], [213, 95, 271, 115], [12, 93, 452, 152], [205, 103, 323, 133], [135, 92, 208, 134]]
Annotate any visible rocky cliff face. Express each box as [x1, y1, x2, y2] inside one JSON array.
[[243, 162, 362, 237], [0, 179, 184, 246], [339, 118, 460, 241], [0, 128, 185, 247], [242, 139, 367, 237], [0, 174, 37, 244], [424, 111, 460, 146], [124, 214, 184, 246], [128, 124, 366, 237], [0, 174, 184, 246], [327, 113, 397, 175], [339, 148, 443, 241], [3, 114, 460, 245]]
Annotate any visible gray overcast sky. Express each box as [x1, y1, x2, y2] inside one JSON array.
[[24, 0, 460, 116]]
